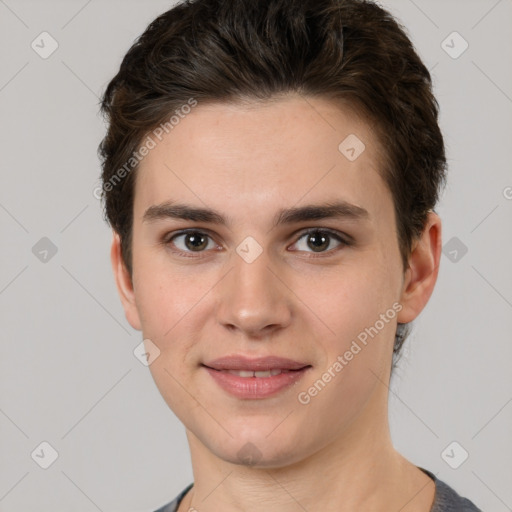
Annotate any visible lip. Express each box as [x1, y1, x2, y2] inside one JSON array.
[[203, 355, 310, 371], [202, 355, 311, 399]]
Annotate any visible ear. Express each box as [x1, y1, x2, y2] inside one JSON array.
[[397, 211, 442, 324], [110, 230, 142, 331]]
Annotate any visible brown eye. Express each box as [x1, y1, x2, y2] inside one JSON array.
[[291, 229, 349, 254], [306, 231, 330, 252], [168, 231, 215, 253]]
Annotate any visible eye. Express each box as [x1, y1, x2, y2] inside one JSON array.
[[165, 230, 218, 256], [289, 229, 350, 254]]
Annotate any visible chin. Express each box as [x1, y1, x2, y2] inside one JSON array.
[[200, 430, 308, 469]]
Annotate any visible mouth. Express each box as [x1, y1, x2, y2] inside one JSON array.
[[201, 355, 312, 399]]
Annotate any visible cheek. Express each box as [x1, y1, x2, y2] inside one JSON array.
[[294, 258, 399, 394], [136, 264, 203, 413], [132, 258, 218, 382], [133, 256, 201, 336], [295, 272, 397, 426], [298, 259, 394, 331]]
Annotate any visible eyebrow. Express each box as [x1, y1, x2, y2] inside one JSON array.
[[142, 200, 370, 228]]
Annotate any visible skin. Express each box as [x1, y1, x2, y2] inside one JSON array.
[[111, 94, 441, 511]]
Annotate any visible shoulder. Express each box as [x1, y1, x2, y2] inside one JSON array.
[[420, 468, 483, 512], [153, 483, 193, 512]]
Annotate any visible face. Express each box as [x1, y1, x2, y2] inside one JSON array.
[[112, 94, 440, 468]]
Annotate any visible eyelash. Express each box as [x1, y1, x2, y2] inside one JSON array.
[[162, 228, 352, 259]]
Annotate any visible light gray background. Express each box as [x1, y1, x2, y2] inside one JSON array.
[[1, 0, 511, 510]]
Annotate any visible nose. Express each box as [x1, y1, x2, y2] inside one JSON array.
[[214, 247, 293, 338]]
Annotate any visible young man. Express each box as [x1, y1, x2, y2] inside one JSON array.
[[98, 0, 482, 510]]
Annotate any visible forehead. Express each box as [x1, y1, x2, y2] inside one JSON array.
[[134, 95, 390, 224]]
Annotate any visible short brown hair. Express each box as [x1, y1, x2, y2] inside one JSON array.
[[98, 0, 447, 363]]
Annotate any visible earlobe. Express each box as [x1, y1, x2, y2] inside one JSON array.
[[110, 231, 142, 331], [397, 212, 442, 324]]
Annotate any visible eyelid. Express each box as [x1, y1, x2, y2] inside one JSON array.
[[163, 227, 352, 257]]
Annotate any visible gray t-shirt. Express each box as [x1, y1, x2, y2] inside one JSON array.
[[154, 467, 482, 511]]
